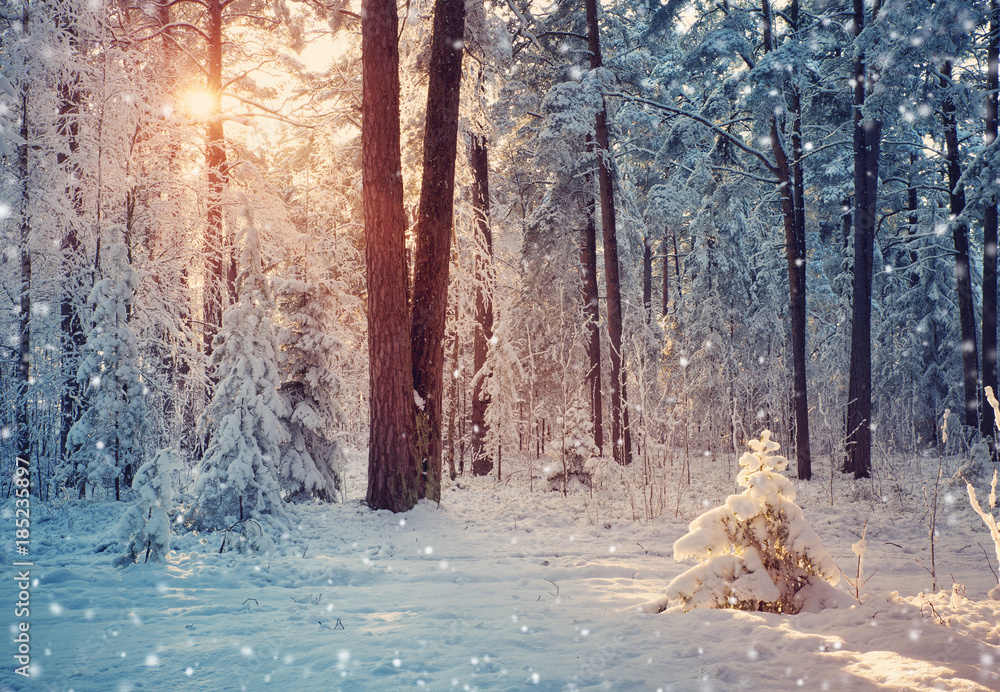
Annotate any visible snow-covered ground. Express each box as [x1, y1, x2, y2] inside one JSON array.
[[3, 448, 1000, 691]]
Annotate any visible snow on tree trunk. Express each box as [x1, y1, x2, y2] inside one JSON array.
[[666, 431, 844, 614]]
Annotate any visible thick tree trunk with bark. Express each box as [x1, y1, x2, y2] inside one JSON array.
[[585, 0, 631, 464], [983, 5, 999, 442], [581, 191, 604, 453], [470, 134, 495, 476], [762, 0, 810, 479], [941, 61, 981, 428], [844, 0, 882, 478], [769, 116, 811, 480], [410, 0, 466, 500], [203, 0, 232, 355], [362, 0, 419, 512]]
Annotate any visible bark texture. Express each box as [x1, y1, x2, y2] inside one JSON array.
[[585, 0, 631, 464], [470, 134, 495, 476], [581, 193, 604, 454], [410, 0, 466, 500], [983, 5, 999, 442], [941, 60, 980, 428], [362, 0, 419, 512], [762, 0, 810, 479], [844, 0, 882, 478]]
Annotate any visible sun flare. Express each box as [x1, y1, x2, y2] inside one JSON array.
[[185, 90, 217, 117]]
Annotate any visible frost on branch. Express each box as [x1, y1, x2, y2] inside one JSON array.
[[666, 431, 844, 614]]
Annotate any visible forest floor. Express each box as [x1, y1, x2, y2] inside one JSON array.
[[2, 447, 1000, 691]]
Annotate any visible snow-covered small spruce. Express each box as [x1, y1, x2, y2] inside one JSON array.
[[194, 208, 289, 533], [548, 404, 597, 492], [114, 449, 180, 565], [665, 431, 843, 614], [65, 241, 147, 500], [273, 276, 348, 503]]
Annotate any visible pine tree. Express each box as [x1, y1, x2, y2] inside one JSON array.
[[667, 431, 842, 614], [115, 448, 180, 565], [274, 277, 348, 502], [194, 214, 288, 530], [66, 242, 147, 499]]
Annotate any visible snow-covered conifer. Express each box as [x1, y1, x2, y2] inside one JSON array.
[[666, 431, 843, 613], [273, 276, 349, 502], [548, 404, 597, 492], [115, 448, 179, 565], [194, 210, 289, 531], [66, 242, 147, 498], [477, 319, 524, 475]]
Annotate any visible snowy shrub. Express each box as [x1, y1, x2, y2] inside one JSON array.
[[218, 518, 276, 557], [666, 431, 843, 614], [952, 441, 993, 497], [585, 455, 622, 489], [115, 449, 179, 565]]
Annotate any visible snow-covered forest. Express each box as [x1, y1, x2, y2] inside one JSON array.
[[2, 0, 1000, 688]]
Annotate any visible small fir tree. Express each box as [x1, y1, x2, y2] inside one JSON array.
[[66, 242, 147, 499], [194, 217, 289, 530], [273, 276, 349, 502], [547, 404, 597, 492], [115, 448, 180, 565], [477, 319, 524, 478], [666, 431, 842, 613]]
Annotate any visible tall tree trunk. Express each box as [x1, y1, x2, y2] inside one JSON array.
[[581, 188, 604, 453], [470, 133, 495, 476], [17, 5, 31, 487], [908, 156, 919, 288], [642, 236, 652, 322], [941, 61, 981, 428], [762, 0, 810, 479], [54, 5, 86, 479], [983, 3, 999, 442], [661, 231, 670, 318], [446, 302, 460, 480], [203, 0, 231, 355], [585, 0, 631, 464], [410, 0, 466, 502], [789, 88, 811, 479], [844, 0, 882, 478], [362, 0, 419, 512]]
